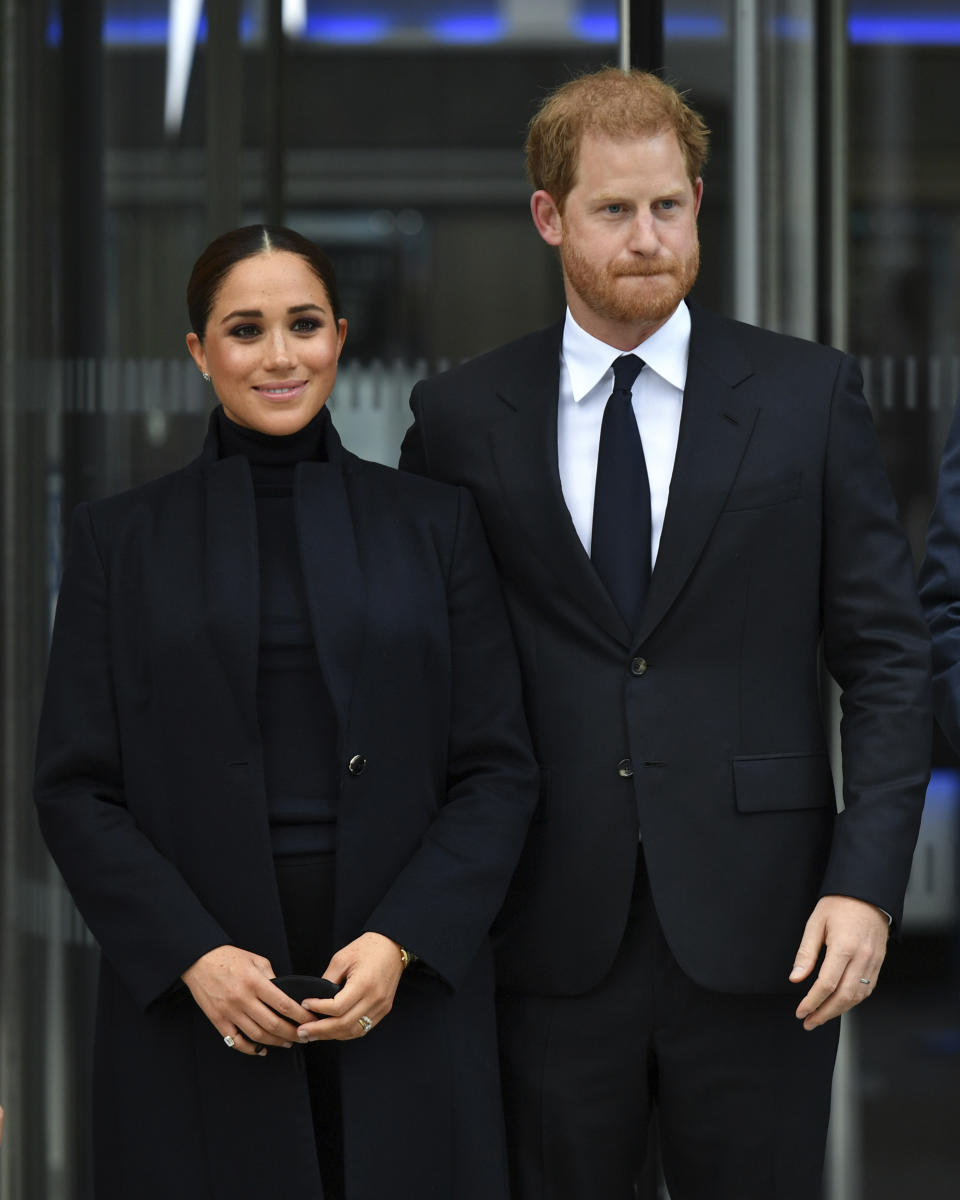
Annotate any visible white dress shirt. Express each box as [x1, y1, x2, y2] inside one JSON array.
[[557, 302, 690, 570]]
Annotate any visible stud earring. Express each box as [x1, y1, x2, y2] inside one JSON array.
[[202, 372, 211, 383]]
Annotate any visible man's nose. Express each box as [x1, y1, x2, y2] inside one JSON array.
[[625, 212, 660, 255]]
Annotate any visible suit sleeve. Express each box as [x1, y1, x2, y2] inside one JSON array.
[[918, 401, 960, 752], [363, 488, 538, 989], [817, 356, 932, 927], [34, 504, 229, 1011], [398, 380, 431, 477]]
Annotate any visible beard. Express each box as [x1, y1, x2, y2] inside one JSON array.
[[560, 238, 701, 327]]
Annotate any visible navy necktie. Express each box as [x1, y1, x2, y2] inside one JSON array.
[[591, 354, 651, 626]]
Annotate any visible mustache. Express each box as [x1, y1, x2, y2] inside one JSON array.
[[610, 261, 678, 277]]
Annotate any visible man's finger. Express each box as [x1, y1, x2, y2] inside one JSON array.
[[789, 914, 827, 983]]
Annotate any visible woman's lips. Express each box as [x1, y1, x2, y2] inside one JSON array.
[[252, 381, 307, 400]]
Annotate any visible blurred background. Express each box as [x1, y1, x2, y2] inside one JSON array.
[[1, 1, 958, 1196]]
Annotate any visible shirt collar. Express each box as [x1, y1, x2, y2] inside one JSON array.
[[561, 301, 691, 402]]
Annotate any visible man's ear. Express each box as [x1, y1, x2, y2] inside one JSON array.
[[530, 190, 563, 247], [693, 177, 704, 217]]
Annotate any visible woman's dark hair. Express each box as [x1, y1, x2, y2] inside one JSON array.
[[186, 224, 342, 338]]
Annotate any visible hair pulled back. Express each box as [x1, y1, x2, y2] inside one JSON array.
[[186, 225, 342, 338]]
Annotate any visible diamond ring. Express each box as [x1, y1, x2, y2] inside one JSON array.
[[357, 1015, 373, 1035]]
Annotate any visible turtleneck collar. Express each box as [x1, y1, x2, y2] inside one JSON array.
[[216, 405, 330, 469]]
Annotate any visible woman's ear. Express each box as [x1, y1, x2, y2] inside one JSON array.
[[185, 331, 207, 376]]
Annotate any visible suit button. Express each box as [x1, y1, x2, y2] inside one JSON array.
[[347, 754, 367, 776], [630, 657, 648, 676], [617, 758, 634, 778]]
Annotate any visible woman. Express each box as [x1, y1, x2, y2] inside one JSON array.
[[35, 225, 538, 1200]]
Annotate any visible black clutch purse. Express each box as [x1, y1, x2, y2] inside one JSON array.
[[269, 974, 342, 1021]]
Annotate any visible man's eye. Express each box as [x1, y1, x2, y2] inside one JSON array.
[[606, 204, 624, 215], [659, 199, 677, 211]]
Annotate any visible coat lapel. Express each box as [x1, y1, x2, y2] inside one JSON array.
[[636, 306, 758, 644], [488, 325, 632, 646], [199, 409, 364, 746], [202, 447, 261, 741], [295, 421, 365, 737]]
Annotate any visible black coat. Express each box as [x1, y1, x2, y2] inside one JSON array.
[[400, 302, 932, 997], [35, 411, 538, 1199]]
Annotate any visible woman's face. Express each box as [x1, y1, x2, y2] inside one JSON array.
[[186, 249, 347, 436]]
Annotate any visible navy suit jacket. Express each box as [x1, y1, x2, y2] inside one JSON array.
[[400, 302, 932, 997]]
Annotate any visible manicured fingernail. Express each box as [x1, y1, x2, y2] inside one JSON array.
[[257, 1048, 268, 1056], [297, 1030, 309, 1042], [283, 1041, 293, 1048]]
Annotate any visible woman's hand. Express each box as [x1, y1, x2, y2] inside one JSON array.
[[182, 944, 313, 1057], [297, 932, 404, 1043]]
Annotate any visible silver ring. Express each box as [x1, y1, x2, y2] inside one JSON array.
[[223, 1034, 236, 1048], [357, 1015, 373, 1035], [859, 978, 871, 986]]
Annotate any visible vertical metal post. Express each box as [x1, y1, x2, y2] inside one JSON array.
[[206, 0, 242, 238], [820, 5, 858, 1199], [61, 0, 105, 357], [623, 0, 664, 72], [0, 1, 20, 1193], [733, 0, 761, 326], [264, 0, 285, 226], [818, 0, 849, 350]]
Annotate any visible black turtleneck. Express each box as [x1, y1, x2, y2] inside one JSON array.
[[217, 407, 339, 855]]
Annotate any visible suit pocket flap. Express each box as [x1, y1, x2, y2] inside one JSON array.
[[733, 753, 835, 813]]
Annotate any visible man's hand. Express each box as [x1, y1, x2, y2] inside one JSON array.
[[790, 895, 889, 1031], [297, 932, 404, 1043]]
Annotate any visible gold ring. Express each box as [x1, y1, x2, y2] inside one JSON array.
[[357, 1015, 373, 1035]]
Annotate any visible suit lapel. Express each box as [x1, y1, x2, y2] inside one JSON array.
[[488, 325, 631, 646], [295, 430, 365, 738], [636, 306, 758, 644]]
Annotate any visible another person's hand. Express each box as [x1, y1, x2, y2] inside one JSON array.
[[182, 944, 313, 1056], [297, 932, 404, 1043], [790, 895, 889, 1030]]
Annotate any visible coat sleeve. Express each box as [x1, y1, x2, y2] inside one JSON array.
[[817, 355, 932, 928], [918, 400, 960, 753], [34, 503, 230, 1011], [362, 488, 538, 989]]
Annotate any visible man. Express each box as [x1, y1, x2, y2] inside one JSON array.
[[400, 69, 930, 1199]]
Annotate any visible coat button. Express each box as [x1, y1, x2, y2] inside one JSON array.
[[617, 758, 634, 778], [347, 754, 367, 776], [630, 657, 648, 676]]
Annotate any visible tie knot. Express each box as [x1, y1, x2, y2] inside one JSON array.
[[612, 354, 644, 394]]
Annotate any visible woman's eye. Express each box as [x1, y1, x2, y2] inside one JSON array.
[[292, 317, 320, 333], [230, 324, 260, 339]]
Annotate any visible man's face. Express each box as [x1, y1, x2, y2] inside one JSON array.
[[532, 130, 702, 345]]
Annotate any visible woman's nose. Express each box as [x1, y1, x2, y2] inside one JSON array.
[[264, 330, 295, 368]]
